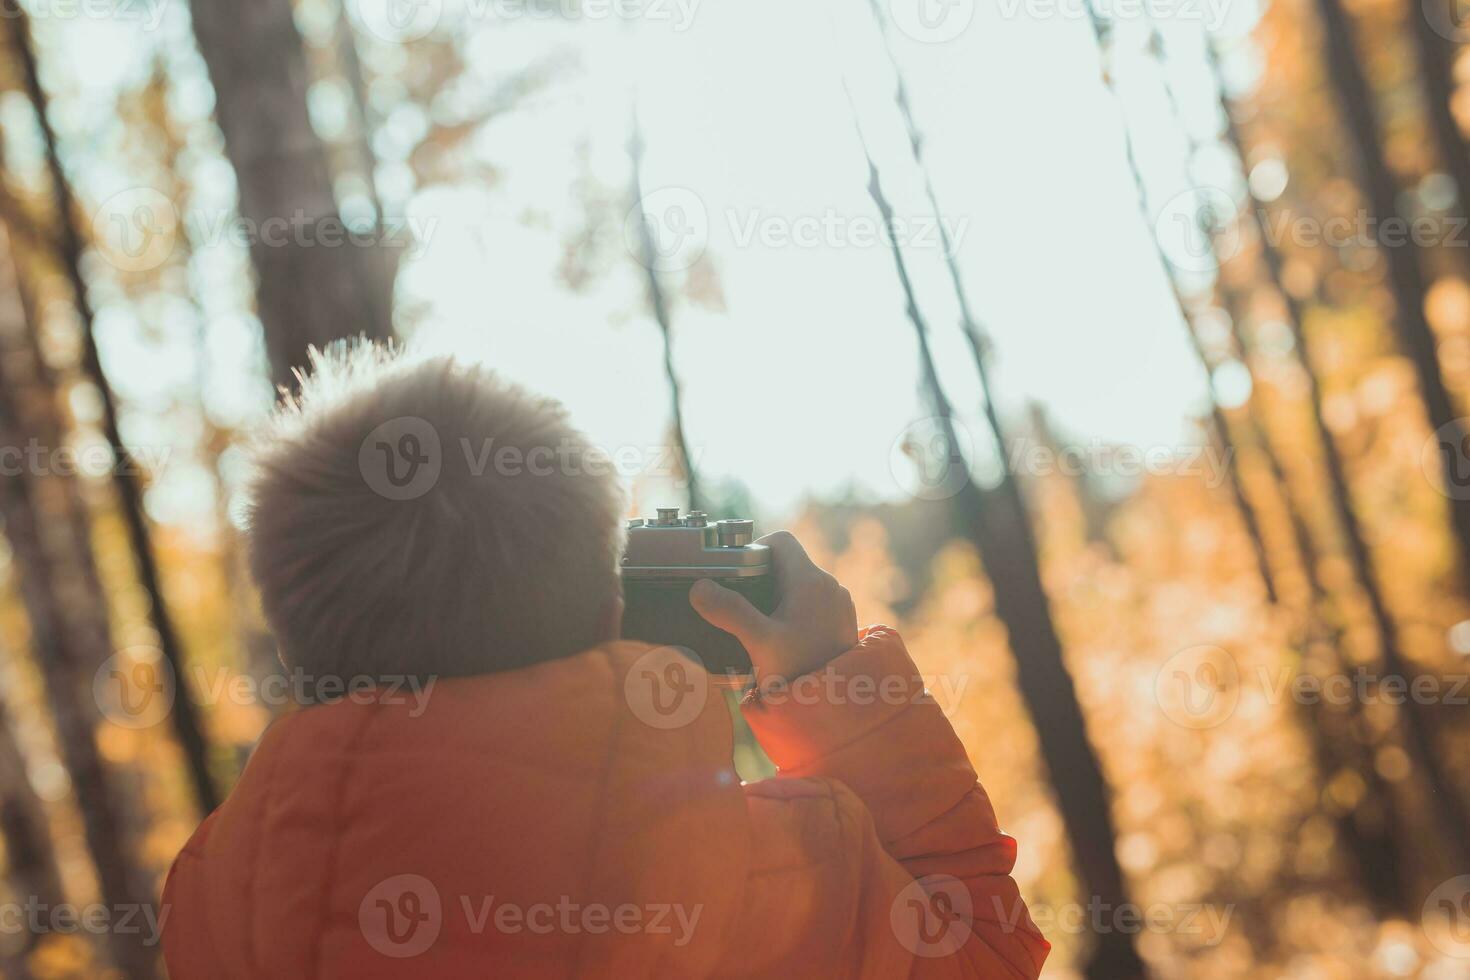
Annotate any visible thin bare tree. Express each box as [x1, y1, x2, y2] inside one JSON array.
[[1407, 0, 1470, 246], [134, 61, 278, 738], [1138, 22, 1433, 906], [0, 658, 65, 964], [839, 66, 1148, 974], [1207, 38, 1470, 877], [1218, 263, 1413, 912], [1183, 38, 1420, 907], [1079, 6, 1280, 607], [861, 2, 1009, 472], [1314, 0, 1470, 583], [1136, 29, 1325, 606], [0, 228, 159, 979], [186, 0, 396, 391], [627, 104, 703, 511], [333, 0, 389, 234], [1026, 403, 1123, 558], [6, 1, 220, 815]]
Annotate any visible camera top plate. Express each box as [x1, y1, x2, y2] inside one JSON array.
[[621, 511, 769, 579]]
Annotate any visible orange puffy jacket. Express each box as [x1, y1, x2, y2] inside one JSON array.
[[162, 627, 1048, 978]]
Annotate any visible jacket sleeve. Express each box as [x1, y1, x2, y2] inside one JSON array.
[[729, 626, 1048, 979]]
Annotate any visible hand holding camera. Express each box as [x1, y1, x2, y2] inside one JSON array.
[[689, 530, 857, 691], [620, 511, 856, 686], [620, 510, 778, 678]]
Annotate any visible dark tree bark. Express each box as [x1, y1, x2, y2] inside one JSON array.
[[1211, 41, 1470, 876], [1408, 0, 1470, 246], [1214, 274, 1414, 913], [1177, 325, 1282, 600], [1208, 246, 1410, 909], [627, 107, 702, 512], [0, 666, 66, 956], [1143, 28, 1317, 604], [1142, 23, 1428, 909], [1075, 6, 1278, 611], [0, 230, 159, 980], [871, 2, 1139, 579], [844, 79, 1147, 973], [334, 0, 388, 230], [186, 0, 395, 391], [1314, 0, 1470, 584], [1205, 293, 1318, 601], [1027, 404, 1122, 558], [864, 12, 1146, 974], [0, 179, 53, 258], [140, 61, 280, 731], [6, 1, 220, 816]]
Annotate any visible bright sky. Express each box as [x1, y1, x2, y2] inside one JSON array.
[[25, 0, 1271, 520]]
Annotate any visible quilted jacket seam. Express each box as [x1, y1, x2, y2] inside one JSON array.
[[567, 649, 623, 980], [305, 705, 386, 980]]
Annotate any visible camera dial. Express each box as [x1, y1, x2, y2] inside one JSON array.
[[716, 520, 754, 547]]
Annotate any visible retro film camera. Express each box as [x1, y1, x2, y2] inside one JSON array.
[[620, 509, 776, 678]]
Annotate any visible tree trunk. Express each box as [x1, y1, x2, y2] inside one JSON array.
[[0, 663, 66, 953], [1144, 26, 1319, 605], [1314, 0, 1470, 584], [1078, 5, 1279, 608], [0, 230, 159, 980], [1408, 0, 1470, 253], [627, 106, 702, 511], [861, 15, 1145, 973], [847, 93, 1147, 974], [6, 1, 220, 817], [186, 0, 395, 391], [1212, 39, 1470, 876], [334, 0, 388, 230], [1027, 404, 1122, 558], [1214, 274, 1414, 912], [1151, 23, 1435, 907]]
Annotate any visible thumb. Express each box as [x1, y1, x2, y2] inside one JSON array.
[[689, 579, 770, 648]]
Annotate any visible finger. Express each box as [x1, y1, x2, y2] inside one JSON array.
[[756, 530, 818, 587], [758, 530, 831, 620], [689, 579, 771, 649]]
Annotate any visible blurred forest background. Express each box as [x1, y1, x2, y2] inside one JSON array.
[[1, 0, 1470, 976]]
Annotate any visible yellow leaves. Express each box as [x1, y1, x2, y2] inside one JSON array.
[[28, 932, 100, 979], [1374, 745, 1413, 782], [1325, 766, 1368, 811], [1426, 277, 1470, 335], [1282, 257, 1319, 300], [799, 373, 1470, 973], [1322, 392, 1358, 433], [92, 725, 139, 766]]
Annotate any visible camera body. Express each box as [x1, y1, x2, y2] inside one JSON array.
[[620, 509, 775, 679]]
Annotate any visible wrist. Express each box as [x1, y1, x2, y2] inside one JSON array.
[[741, 626, 922, 772]]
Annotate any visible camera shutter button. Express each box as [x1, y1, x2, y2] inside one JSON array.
[[716, 520, 754, 547]]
